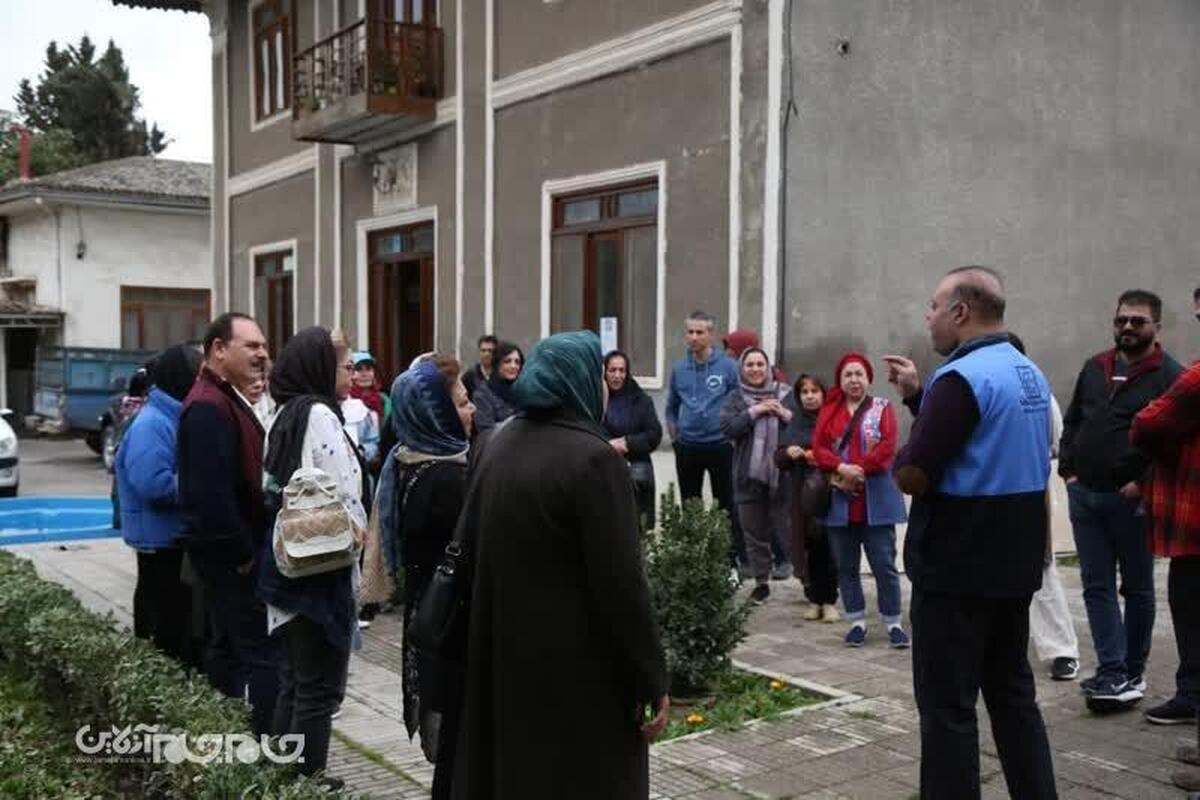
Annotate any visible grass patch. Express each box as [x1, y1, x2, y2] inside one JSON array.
[[847, 710, 879, 721], [660, 669, 824, 741], [1056, 554, 1080, 568]]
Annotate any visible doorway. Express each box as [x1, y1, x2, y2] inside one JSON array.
[[368, 222, 434, 384]]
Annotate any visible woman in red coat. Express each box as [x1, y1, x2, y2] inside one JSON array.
[[811, 353, 909, 650]]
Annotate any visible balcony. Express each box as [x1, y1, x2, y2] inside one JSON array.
[[292, 18, 444, 145]]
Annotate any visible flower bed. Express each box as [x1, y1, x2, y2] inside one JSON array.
[[660, 667, 825, 741]]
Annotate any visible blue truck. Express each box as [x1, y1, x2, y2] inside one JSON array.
[[33, 346, 155, 468]]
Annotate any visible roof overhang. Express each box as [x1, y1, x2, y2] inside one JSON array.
[[0, 312, 62, 329], [0, 189, 208, 217], [111, 0, 205, 12]]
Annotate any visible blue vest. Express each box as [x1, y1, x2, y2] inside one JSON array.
[[926, 341, 1051, 497]]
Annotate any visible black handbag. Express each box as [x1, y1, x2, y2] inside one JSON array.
[[797, 398, 872, 518], [407, 482, 472, 657]]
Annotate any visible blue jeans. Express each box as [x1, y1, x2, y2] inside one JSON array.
[[1067, 482, 1155, 682], [828, 524, 902, 626]]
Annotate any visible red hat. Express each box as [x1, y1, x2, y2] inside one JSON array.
[[723, 329, 761, 358], [834, 352, 874, 385]]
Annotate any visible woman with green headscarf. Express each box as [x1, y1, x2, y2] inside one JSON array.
[[451, 331, 669, 800]]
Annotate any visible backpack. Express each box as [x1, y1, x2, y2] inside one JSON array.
[[272, 463, 360, 579]]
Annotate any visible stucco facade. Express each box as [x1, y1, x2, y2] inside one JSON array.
[[206, 0, 773, 388]]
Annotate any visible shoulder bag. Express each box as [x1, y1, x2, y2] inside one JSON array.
[[798, 397, 873, 518]]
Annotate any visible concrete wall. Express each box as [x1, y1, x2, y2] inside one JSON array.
[[493, 40, 731, 383], [9, 206, 210, 348], [782, 0, 1200, 400], [229, 173, 316, 327], [494, 0, 705, 77]]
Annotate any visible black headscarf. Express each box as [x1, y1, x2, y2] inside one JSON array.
[[264, 327, 343, 484], [487, 341, 524, 404], [151, 344, 202, 402]]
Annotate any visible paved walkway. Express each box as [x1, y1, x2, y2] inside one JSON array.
[[8, 535, 1196, 799]]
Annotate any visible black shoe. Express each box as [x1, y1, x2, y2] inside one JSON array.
[[312, 775, 345, 791], [749, 584, 770, 605], [1051, 657, 1079, 681], [1085, 676, 1144, 714], [1146, 697, 1197, 726]]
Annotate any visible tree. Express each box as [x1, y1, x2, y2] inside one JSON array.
[[0, 36, 168, 184]]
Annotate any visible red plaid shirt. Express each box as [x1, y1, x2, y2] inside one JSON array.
[[1132, 360, 1200, 557]]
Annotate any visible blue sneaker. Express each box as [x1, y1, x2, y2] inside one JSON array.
[[1085, 677, 1144, 714], [888, 626, 910, 649], [844, 625, 866, 648]]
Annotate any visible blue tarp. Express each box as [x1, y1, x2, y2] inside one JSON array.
[[0, 497, 118, 546]]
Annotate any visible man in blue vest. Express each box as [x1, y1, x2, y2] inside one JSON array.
[[885, 266, 1057, 799]]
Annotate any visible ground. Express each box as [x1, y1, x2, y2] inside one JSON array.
[[5, 437, 1196, 799]]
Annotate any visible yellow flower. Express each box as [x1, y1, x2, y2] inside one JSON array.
[[685, 713, 705, 725], [769, 680, 786, 691]]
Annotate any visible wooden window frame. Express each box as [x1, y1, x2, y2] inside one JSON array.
[[119, 286, 212, 351], [551, 179, 658, 344], [253, 249, 295, 361], [252, 0, 292, 122], [369, 0, 438, 26]]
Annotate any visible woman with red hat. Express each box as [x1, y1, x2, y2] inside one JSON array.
[[811, 353, 909, 649]]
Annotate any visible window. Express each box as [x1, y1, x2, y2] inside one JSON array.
[[253, 0, 290, 121], [120, 287, 212, 351], [551, 181, 658, 372], [254, 250, 294, 360], [371, 0, 437, 25]]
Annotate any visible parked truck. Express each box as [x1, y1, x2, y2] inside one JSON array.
[[33, 346, 154, 469]]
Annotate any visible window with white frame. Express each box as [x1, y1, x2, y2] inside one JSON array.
[[550, 180, 658, 373], [253, 0, 291, 121]]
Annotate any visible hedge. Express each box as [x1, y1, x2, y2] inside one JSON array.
[[0, 550, 344, 799]]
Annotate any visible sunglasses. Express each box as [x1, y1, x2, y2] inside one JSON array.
[[1113, 315, 1153, 329]]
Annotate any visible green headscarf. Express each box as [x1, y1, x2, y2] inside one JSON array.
[[511, 331, 604, 423]]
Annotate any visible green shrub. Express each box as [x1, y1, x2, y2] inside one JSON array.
[[0, 551, 340, 799], [645, 487, 751, 695]]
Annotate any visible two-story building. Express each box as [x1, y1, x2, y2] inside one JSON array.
[[122, 0, 1200, 399], [120, 0, 780, 392]]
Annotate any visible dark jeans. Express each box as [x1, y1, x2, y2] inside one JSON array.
[[1170, 557, 1200, 711], [674, 441, 745, 564], [201, 567, 283, 736], [133, 548, 195, 667], [792, 514, 838, 606], [1067, 482, 1155, 681], [273, 616, 350, 777], [911, 589, 1057, 800], [827, 524, 902, 625]]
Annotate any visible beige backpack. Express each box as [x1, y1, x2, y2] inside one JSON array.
[[273, 464, 360, 578]]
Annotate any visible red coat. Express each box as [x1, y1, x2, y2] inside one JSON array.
[[1131, 360, 1200, 558], [812, 398, 898, 525]]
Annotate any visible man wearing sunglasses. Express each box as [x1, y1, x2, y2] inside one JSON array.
[[1060, 289, 1183, 713]]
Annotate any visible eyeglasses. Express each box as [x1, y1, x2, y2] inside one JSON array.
[[1113, 316, 1153, 329]]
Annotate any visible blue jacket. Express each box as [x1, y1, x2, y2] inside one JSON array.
[[117, 389, 184, 551], [665, 349, 739, 445]]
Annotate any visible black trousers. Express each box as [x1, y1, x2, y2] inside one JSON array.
[[911, 588, 1057, 800], [673, 441, 745, 563], [201, 567, 283, 736], [273, 616, 350, 777], [1169, 557, 1200, 713], [133, 549, 194, 666], [793, 516, 838, 605]]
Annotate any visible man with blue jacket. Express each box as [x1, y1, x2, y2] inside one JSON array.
[[116, 343, 202, 666], [666, 310, 743, 565], [886, 266, 1058, 799]]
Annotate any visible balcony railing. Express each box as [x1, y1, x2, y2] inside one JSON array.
[[292, 19, 444, 143]]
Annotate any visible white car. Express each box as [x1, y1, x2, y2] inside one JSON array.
[[0, 411, 18, 497]]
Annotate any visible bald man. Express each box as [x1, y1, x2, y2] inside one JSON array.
[[885, 266, 1058, 799]]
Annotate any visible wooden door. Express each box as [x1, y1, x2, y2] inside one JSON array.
[[367, 224, 434, 384]]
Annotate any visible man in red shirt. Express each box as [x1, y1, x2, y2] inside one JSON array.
[[1132, 294, 1200, 788]]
